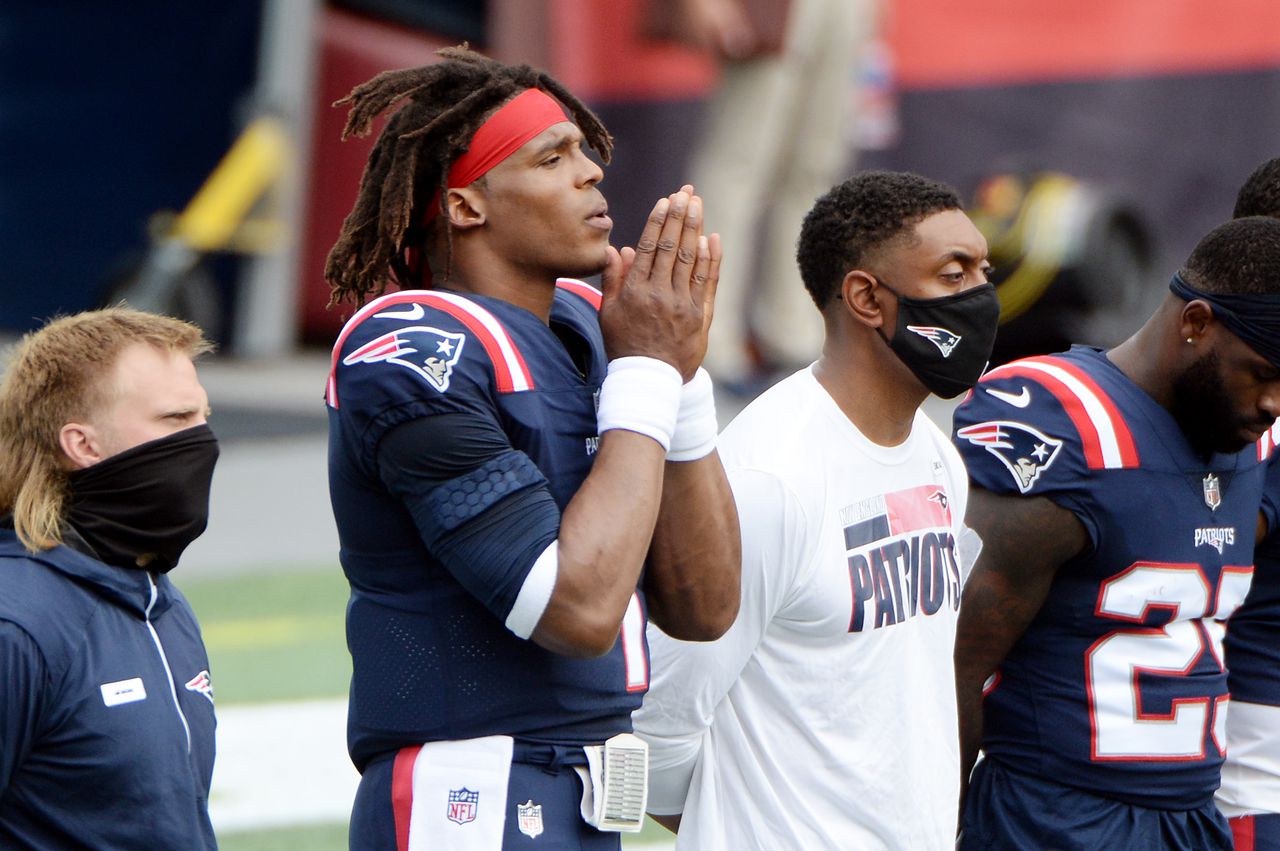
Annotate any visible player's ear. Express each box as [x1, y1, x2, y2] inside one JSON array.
[[59, 421, 106, 470], [446, 186, 486, 230], [1178, 299, 1213, 345], [840, 270, 887, 329]]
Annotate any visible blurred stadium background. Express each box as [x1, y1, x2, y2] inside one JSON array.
[[2, 1, 1278, 847]]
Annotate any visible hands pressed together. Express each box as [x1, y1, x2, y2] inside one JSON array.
[[599, 185, 723, 382]]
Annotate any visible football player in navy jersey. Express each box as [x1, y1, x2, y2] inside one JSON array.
[[952, 216, 1280, 850], [1217, 157, 1280, 850], [322, 47, 741, 849]]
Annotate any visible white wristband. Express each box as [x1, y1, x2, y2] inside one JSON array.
[[667, 368, 718, 462], [597, 356, 683, 450]]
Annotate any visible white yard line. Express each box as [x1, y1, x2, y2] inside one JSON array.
[[210, 697, 356, 834]]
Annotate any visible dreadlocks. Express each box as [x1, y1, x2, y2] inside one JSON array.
[[325, 45, 613, 308]]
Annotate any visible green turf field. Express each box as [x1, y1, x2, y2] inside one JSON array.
[[177, 565, 351, 705], [180, 566, 349, 848], [178, 566, 674, 848], [217, 821, 349, 851]]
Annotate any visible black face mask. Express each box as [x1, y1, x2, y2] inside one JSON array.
[[875, 280, 1001, 399], [66, 424, 219, 573]]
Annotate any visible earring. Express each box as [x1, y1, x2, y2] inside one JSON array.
[[1186, 337, 1194, 344]]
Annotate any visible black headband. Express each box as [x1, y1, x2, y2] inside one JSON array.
[[1169, 271, 1280, 368]]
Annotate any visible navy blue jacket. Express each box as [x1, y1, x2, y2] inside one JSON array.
[[0, 528, 217, 849]]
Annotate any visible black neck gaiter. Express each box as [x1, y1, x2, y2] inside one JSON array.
[[66, 424, 219, 572]]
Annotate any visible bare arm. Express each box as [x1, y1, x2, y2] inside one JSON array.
[[533, 189, 724, 656], [679, 0, 756, 59], [954, 487, 1088, 807], [534, 430, 669, 656], [645, 221, 740, 640], [651, 813, 681, 834], [645, 451, 740, 640]]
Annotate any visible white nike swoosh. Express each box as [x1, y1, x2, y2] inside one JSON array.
[[375, 304, 425, 321], [985, 386, 1032, 408]]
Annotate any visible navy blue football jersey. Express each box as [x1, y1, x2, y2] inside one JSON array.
[[953, 346, 1268, 809], [326, 281, 650, 770], [1224, 425, 1280, 707]]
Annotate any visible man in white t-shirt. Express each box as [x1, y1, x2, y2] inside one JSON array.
[[633, 171, 1000, 850]]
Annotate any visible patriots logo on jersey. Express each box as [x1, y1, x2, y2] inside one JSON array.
[[184, 670, 214, 704], [907, 325, 962, 357], [956, 420, 1063, 494], [343, 326, 466, 393], [1194, 526, 1235, 554]]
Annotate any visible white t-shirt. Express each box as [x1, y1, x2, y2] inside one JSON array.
[[1217, 701, 1280, 817], [634, 366, 969, 851]]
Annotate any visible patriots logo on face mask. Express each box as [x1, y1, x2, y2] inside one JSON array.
[[343, 326, 467, 393], [956, 420, 1063, 494], [906, 325, 962, 357]]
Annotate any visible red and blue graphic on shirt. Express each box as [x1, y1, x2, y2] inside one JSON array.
[[844, 483, 960, 632]]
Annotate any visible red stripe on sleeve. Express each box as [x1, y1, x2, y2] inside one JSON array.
[[424, 296, 521, 393], [1041, 358, 1139, 466], [327, 292, 535, 406], [556, 278, 603, 310], [983, 361, 1108, 469]]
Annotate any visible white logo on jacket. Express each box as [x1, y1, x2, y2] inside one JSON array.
[[185, 669, 214, 704]]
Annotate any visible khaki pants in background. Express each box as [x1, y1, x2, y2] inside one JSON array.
[[695, 0, 880, 381]]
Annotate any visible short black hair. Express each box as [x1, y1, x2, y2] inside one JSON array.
[[796, 171, 963, 308], [1184, 216, 1280, 295], [1233, 157, 1280, 219]]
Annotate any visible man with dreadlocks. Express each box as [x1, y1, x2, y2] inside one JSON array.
[[323, 47, 741, 850]]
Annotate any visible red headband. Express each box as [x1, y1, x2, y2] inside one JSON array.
[[408, 89, 570, 286], [447, 88, 570, 189]]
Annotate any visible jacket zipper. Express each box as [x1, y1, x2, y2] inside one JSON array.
[[145, 574, 192, 753]]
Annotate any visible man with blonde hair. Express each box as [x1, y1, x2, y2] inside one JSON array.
[[0, 307, 220, 850]]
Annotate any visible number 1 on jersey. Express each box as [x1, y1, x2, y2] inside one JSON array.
[[620, 593, 649, 692]]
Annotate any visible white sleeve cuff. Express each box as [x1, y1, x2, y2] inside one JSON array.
[[596, 356, 683, 450], [667, 367, 718, 462], [505, 540, 559, 639]]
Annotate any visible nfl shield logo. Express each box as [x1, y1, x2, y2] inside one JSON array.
[[446, 788, 479, 825], [1203, 474, 1222, 511], [517, 800, 544, 839]]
